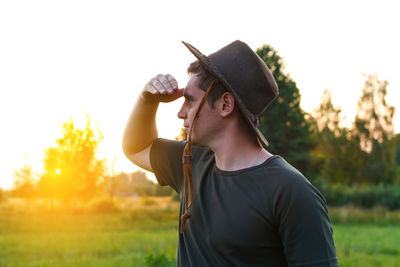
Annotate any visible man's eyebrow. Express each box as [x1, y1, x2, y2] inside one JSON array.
[[183, 92, 195, 101]]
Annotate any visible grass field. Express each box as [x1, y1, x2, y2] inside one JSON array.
[[1, 197, 400, 267]]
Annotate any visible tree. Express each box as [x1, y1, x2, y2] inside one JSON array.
[[38, 115, 106, 201], [312, 89, 354, 184], [354, 74, 395, 151], [256, 45, 315, 177], [12, 163, 37, 199], [352, 74, 396, 184], [314, 89, 344, 135], [395, 134, 400, 184]]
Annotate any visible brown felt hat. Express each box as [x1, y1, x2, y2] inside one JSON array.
[[182, 40, 279, 147]]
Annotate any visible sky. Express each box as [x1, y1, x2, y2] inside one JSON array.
[[1, 0, 399, 189]]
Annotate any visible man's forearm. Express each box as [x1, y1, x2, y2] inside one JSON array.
[[122, 95, 159, 156], [122, 74, 181, 157]]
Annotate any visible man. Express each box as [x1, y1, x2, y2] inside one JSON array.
[[123, 40, 339, 266]]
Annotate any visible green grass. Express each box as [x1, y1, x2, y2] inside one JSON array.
[[1, 199, 400, 266], [0, 211, 179, 267], [334, 224, 400, 267]]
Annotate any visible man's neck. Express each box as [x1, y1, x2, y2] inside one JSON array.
[[209, 129, 272, 171]]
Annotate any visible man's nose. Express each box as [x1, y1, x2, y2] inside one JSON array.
[[177, 105, 186, 119]]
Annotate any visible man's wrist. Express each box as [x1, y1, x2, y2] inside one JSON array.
[[140, 91, 159, 104]]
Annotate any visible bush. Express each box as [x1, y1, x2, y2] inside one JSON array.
[[171, 191, 180, 202], [141, 196, 158, 206], [154, 185, 173, 196], [87, 197, 119, 213], [328, 205, 400, 224], [144, 251, 174, 267], [313, 180, 400, 210]]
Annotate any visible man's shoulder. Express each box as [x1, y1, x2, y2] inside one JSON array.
[[258, 155, 307, 183], [255, 155, 322, 199]]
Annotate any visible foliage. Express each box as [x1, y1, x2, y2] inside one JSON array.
[[256, 45, 315, 177], [0, 195, 178, 215], [12, 163, 37, 198], [350, 74, 396, 184], [329, 205, 400, 225], [155, 185, 174, 196], [314, 89, 345, 136], [171, 191, 180, 202], [254, 47, 397, 187], [104, 171, 173, 197], [314, 180, 400, 210], [312, 89, 352, 184], [87, 197, 119, 213], [144, 251, 175, 267], [311, 75, 398, 186], [141, 195, 158, 206], [396, 134, 400, 165], [38, 115, 106, 201], [354, 75, 395, 149]]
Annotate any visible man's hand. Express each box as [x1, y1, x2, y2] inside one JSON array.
[[123, 74, 183, 171], [141, 74, 183, 103]]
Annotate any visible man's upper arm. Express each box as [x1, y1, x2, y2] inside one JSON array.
[[125, 143, 153, 172], [277, 178, 339, 266]]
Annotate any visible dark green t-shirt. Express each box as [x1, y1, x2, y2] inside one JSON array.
[[150, 138, 339, 267]]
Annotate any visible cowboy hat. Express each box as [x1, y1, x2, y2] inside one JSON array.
[[182, 40, 279, 147]]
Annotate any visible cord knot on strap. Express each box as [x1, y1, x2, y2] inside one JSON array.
[[180, 211, 191, 233]]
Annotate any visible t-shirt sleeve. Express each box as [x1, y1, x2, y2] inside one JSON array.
[[276, 177, 339, 267], [150, 138, 185, 193]]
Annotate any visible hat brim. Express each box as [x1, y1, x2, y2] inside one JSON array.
[[182, 41, 269, 147]]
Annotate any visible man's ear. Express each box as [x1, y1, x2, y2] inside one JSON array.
[[219, 92, 235, 118]]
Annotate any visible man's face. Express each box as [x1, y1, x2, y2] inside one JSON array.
[[177, 74, 220, 146]]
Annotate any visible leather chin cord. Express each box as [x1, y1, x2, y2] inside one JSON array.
[[181, 79, 218, 234]]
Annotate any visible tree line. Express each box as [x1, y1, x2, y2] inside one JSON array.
[[6, 43, 399, 209], [255, 45, 400, 209], [256, 44, 398, 187], [8, 116, 174, 204]]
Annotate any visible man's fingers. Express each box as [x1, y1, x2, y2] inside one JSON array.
[[150, 78, 167, 94], [142, 74, 180, 102], [157, 74, 174, 94], [166, 74, 178, 90]]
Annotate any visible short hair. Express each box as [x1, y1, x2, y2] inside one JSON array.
[[187, 61, 227, 108]]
